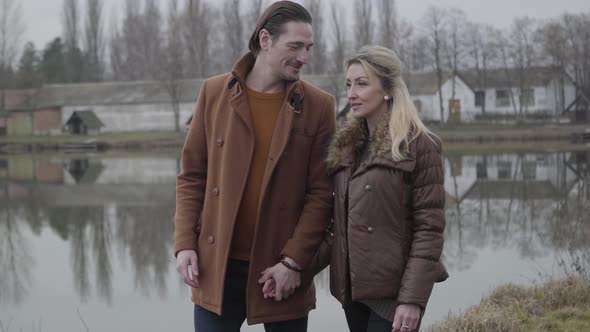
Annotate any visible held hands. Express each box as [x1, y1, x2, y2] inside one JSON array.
[[258, 257, 302, 301], [176, 250, 200, 288], [392, 304, 422, 332]]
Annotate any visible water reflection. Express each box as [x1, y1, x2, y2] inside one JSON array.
[[0, 152, 588, 330], [0, 157, 176, 306], [442, 151, 589, 272]]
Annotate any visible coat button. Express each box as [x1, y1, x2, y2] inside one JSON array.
[[365, 184, 372, 191], [212, 187, 219, 196], [367, 226, 374, 233], [208, 236, 215, 244], [216, 138, 224, 147]]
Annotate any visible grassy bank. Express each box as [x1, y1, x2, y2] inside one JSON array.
[[432, 123, 588, 142], [0, 124, 588, 153], [428, 277, 590, 332], [0, 131, 186, 144], [0, 131, 187, 153]]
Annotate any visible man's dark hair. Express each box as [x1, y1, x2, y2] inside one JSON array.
[[248, 1, 312, 55]]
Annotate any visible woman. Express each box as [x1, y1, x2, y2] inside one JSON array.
[[316, 45, 448, 332]]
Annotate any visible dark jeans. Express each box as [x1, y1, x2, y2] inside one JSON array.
[[194, 259, 308, 332], [344, 302, 392, 332], [343, 302, 422, 332]]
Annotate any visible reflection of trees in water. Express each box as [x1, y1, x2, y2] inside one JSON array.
[[443, 152, 590, 272], [46, 206, 114, 304], [0, 203, 34, 305], [115, 203, 175, 299], [551, 153, 590, 279]]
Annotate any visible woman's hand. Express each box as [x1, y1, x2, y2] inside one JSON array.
[[392, 303, 421, 332]]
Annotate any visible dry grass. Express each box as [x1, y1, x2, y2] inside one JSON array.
[[428, 277, 590, 332]]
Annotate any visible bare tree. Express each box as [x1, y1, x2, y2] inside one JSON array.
[[109, 0, 163, 80], [398, 20, 432, 72], [108, 9, 125, 80], [141, 0, 164, 78], [378, 0, 398, 50], [158, 0, 184, 132], [245, 0, 265, 34], [84, 0, 104, 81], [396, 19, 413, 68], [305, 0, 326, 74], [422, 6, 448, 124], [0, 0, 24, 108], [495, 30, 520, 117], [183, 0, 212, 78], [537, 19, 569, 115], [561, 13, 590, 108], [354, 0, 373, 49], [511, 17, 539, 120], [63, 0, 83, 82], [222, 0, 244, 70], [327, 1, 348, 110], [466, 23, 501, 114], [443, 8, 468, 103]]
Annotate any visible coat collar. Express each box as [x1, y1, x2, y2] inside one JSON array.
[[228, 52, 305, 104], [326, 119, 416, 174]]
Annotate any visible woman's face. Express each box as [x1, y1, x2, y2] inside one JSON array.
[[346, 63, 388, 122]]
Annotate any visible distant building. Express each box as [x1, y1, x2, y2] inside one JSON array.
[[3, 75, 336, 134], [64, 110, 104, 135], [337, 71, 477, 124], [404, 71, 477, 124], [460, 66, 578, 122]]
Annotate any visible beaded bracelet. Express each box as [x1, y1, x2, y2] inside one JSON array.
[[280, 258, 303, 272]]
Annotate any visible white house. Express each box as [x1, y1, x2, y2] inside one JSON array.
[[404, 72, 478, 123], [460, 67, 577, 121]]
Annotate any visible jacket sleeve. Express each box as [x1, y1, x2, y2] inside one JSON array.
[[397, 136, 447, 308], [174, 81, 208, 257], [280, 95, 336, 268]]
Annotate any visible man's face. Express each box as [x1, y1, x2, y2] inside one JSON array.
[[261, 21, 313, 82]]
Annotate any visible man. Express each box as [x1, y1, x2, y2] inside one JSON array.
[[174, 1, 336, 331]]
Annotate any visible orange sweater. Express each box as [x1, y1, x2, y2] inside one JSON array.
[[229, 86, 285, 261]]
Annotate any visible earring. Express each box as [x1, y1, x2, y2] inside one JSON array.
[[384, 96, 390, 101]]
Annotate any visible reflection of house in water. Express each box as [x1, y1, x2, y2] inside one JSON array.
[[1, 157, 178, 207], [66, 159, 105, 183], [0, 157, 64, 184], [444, 152, 583, 203], [442, 151, 590, 271]]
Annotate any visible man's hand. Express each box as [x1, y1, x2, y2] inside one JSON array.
[[258, 257, 302, 301], [176, 250, 200, 288], [392, 304, 421, 332]]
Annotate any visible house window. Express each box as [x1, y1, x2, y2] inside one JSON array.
[[522, 161, 537, 180], [475, 91, 485, 107], [476, 162, 488, 179], [0, 159, 7, 169], [497, 161, 512, 179], [413, 99, 422, 112], [495, 89, 510, 107], [519, 88, 535, 106]]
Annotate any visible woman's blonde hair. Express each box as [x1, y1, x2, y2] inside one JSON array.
[[345, 45, 438, 161]]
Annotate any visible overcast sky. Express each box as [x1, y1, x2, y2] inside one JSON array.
[[16, 0, 590, 49]]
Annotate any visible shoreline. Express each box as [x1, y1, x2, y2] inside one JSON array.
[[428, 276, 590, 332], [0, 124, 588, 154]]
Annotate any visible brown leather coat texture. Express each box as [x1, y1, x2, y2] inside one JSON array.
[[174, 53, 336, 324]]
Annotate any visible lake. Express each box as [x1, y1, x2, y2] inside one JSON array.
[[0, 149, 588, 331]]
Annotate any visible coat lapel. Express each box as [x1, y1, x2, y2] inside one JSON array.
[[260, 82, 304, 199]]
